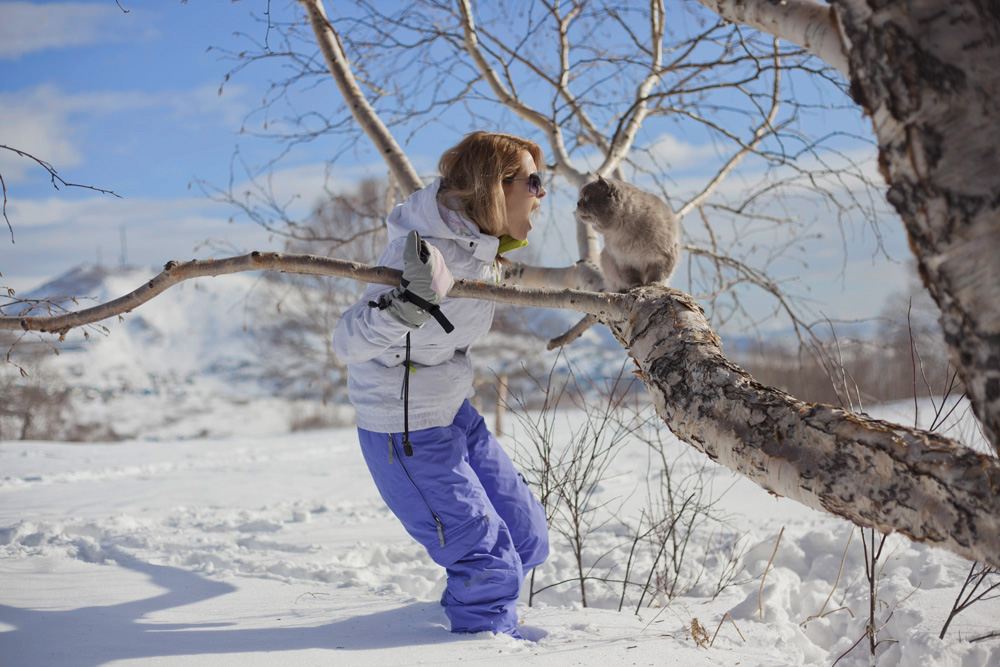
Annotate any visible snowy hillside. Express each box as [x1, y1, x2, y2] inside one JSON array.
[[4, 264, 354, 440]]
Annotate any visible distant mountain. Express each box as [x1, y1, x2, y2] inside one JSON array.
[[15, 263, 268, 391]]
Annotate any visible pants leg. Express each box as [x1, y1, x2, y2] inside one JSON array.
[[455, 401, 550, 572], [357, 422, 524, 635]]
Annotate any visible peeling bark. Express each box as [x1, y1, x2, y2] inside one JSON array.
[[611, 287, 1000, 568], [830, 0, 1000, 455], [700, 0, 1000, 457]]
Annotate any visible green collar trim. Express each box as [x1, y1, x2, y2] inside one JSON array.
[[497, 234, 529, 255]]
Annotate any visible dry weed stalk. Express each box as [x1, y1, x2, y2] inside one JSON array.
[[710, 612, 746, 647], [758, 526, 784, 622]]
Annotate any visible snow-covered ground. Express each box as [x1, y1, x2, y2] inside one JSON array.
[[2, 399, 998, 666], [2, 265, 998, 665]]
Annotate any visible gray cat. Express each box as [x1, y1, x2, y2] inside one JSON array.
[[575, 176, 681, 291], [547, 176, 681, 350]]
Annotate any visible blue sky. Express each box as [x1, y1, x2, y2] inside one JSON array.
[[0, 0, 917, 334]]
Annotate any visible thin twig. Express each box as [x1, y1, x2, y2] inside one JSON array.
[[0, 145, 121, 244]]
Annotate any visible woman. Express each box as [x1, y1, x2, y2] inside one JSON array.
[[333, 131, 550, 638]]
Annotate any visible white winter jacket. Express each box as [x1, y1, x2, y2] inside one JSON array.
[[332, 178, 500, 432]]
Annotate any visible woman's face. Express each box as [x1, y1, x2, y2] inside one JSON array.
[[501, 151, 545, 241]]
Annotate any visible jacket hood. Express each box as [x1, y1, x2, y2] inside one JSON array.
[[386, 178, 499, 263]]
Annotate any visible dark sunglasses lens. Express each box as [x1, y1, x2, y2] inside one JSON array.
[[528, 173, 542, 194]]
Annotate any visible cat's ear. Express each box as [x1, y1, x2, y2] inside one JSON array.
[[597, 174, 607, 184]]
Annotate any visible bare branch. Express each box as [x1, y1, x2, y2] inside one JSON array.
[[676, 38, 783, 220], [456, 0, 589, 188], [0, 144, 123, 244], [693, 0, 849, 76], [295, 0, 423, 193], [0, 252, 625, 336], [596, 0, 665, 176]]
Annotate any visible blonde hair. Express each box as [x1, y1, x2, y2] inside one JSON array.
[[437, 131, 544, 237]]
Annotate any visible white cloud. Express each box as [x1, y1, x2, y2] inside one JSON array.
[[0, 192, 276, 289], [0, 84, 160, 182], [635, 133, 722, 171], [0, 1, 140, 60], [0, 83, 252, 183], [0, 85, 87, 180]]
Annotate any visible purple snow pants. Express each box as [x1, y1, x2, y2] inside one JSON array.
[[357, 400, 549, 636]]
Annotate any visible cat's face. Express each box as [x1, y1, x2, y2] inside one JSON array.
[[575, 178, 619, 231]]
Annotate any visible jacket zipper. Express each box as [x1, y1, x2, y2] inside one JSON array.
[[388, 435, 445, 547]]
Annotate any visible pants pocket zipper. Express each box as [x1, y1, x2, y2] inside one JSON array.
[[390, 434, 446, 547]]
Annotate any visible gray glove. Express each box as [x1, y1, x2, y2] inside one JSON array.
[[382, 230, 455, 331]]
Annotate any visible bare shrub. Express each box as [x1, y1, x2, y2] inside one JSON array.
[[506, 354, 746, 612], [0, 351, 121, 442], [249, 179, 387, 404]]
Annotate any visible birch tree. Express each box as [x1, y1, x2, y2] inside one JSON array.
[[2, 0, 998, 568]]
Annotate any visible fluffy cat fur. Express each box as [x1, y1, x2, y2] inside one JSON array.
[[575, 176, 681, 291]]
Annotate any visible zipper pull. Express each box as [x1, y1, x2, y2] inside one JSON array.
[[388, 435, 394, 464], [435, 516, 445, 547]]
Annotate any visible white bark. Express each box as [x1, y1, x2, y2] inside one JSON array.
[[694, 0, 849, 77], [702, 0, 1000, 452], [296, 0, 423, 194], [828, 0, 1000, 455]]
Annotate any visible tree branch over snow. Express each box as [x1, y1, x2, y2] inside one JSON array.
[[1, 258, 997, 567], [0, 253, 624, 336]]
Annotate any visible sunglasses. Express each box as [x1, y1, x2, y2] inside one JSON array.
[[503, 172, 543, 196]]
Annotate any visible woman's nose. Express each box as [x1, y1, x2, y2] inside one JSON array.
[[537, 186, 546, 199]]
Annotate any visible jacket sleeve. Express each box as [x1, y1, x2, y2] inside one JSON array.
[[332, 238, 413, 365], [332, 286, 413, 364]]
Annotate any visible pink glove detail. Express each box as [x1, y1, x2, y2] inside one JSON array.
[[426, 243, 454, 298]]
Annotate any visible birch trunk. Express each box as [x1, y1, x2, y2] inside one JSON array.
[[699, 0, 1000, 456], [612, 287, 1000, 568], [831, 0, 1000, 456]]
